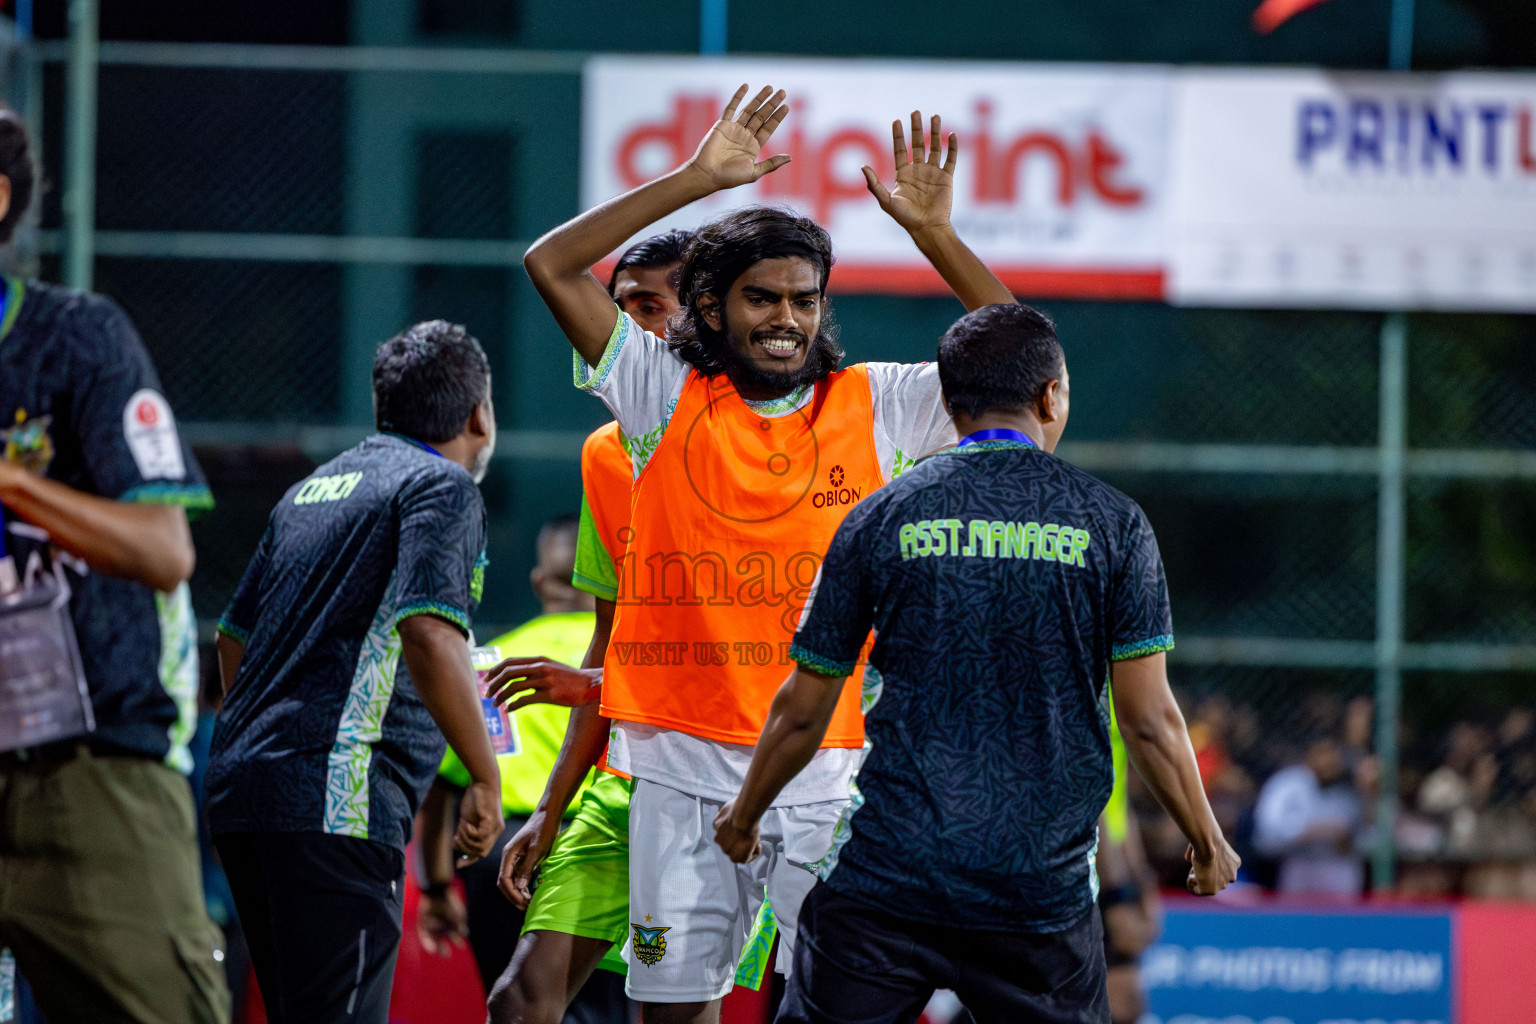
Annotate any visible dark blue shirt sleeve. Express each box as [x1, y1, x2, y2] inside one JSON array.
[[790, 507, 875, 677], [1108, 504, 1174, 661], [68, 295, 211, 511], [218, 522, 273, 645], [393, 468, 486, 636]]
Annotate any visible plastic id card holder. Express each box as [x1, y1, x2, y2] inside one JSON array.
[[0, 568, 94, 752]]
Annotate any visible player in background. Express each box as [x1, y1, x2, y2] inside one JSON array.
[[1096, 708, 1162, 1024], [716, 303, 1239, 1023], [414, 515, 609, 994], [521, 84, 1015, 1022]]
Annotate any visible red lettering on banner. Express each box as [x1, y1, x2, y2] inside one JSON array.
[[1087, 130, 1145, 206], [617, 95, 720, 189], [1520, 108, 1536, 173], [994, 132, 1074, 205], [814, 128, 891, 223], [611, 93, 1148, 219]]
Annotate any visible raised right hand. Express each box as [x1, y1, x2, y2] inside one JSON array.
[[498, 808, 561, 909], [685, 84, 792, 192], [1186, 837, 1241, 896], [453, 779, 504, 865], [487, 657, 601, 711]]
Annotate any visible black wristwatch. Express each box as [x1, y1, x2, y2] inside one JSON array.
[[419, 881, 451, 899], [1098, 883, 1142, 909]]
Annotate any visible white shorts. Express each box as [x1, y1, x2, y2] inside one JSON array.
[[623, 778, 842, 1002]]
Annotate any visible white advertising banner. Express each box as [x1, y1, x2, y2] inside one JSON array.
[[582, 57, 1172, 300], [1167, 69, 1536, 310]]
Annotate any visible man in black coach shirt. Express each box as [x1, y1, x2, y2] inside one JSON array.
[[717, 304, 1241, 1024], [208, 321, 506, 1024]]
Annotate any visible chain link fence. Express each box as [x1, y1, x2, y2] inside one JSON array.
[[16, 41, 1536, 890]]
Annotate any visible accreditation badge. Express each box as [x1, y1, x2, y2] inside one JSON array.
[[0, 561, 94, 752]]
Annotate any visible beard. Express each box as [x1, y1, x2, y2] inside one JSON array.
[[716, 316, 839, 397]]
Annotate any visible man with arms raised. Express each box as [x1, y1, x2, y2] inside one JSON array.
[[522, 85, 1014, 1021], [485, 230, 692, 1024], [716, 304, 1240, 1023]]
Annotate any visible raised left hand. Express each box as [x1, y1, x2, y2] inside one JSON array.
[[863, 111, 958, 237], [712, 798, 763, 864]]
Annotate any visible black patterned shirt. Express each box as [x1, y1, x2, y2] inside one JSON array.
[[791, 439, 1173, 931], [0, 278, 212, 767], [207, 434, 487, 851]]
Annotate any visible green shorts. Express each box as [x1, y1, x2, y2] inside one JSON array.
[[522, 773, 779, 988], [524, 773, 632, 976]]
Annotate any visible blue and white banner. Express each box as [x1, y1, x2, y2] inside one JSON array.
[[1141, 905, 1453, 1024]]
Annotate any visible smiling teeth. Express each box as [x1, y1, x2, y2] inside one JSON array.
[[760, 339, 798, 352]]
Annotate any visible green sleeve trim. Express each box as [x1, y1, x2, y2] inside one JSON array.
[[216, 618, 251, 645], [572, 569, 618, 603], [789, 642, 857, 679], [572, 492, 620, 601], [123, 482, 215, 519], [396, 601, 470, 633], [0, 277, 24, 341], [1110, 634, 1175, 661], [573, 313, 627, 393]]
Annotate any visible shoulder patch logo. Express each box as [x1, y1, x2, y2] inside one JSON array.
[[122, 389, 186, 481], [631, 924, 670, 967], [3, 410, 54, 474]]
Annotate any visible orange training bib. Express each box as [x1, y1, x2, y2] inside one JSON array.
[[601, 365, 882, 747]]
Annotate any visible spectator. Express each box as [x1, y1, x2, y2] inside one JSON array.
[[1252, 737, 1364, 895]]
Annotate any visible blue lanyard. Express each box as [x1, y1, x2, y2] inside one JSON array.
[[385, 432, 444, 458], [957, 428, 1037, 449]]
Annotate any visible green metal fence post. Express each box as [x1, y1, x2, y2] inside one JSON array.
[[1373, 312, 1407, 891], [62, 0, 97, 290], [1371, 0, 1414, 895]]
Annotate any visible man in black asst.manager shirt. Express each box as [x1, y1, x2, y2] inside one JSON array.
[[209, 321, 506, 1024], [718, 304, 1241, 1024]]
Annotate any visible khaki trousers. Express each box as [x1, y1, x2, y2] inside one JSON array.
[[0, 746, 230, 1024]]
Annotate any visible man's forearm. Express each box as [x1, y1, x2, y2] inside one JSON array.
[[1118, 702, 1222, 859], [416, 779, 457, 887], [527, 167, 712, 288], [909, 224, 1016, 312], [733, 667, 844, 824], [0, 468, 194, 591], [524, 166, 714, 365], [400, 615, 500, 791], [537, 703, 610, 820], [534, 597, 614, 818]]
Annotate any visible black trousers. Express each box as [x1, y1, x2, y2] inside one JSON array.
[[778, 883, 1109, 1024], [216, 831, 405, 1024]]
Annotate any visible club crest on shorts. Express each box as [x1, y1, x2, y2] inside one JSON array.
[[631, 924, 670, 966]]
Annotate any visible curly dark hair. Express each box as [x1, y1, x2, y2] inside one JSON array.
[[667, 207, 843, 381]]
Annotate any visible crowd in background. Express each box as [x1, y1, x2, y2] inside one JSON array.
[[1133, 690, 1536, 901]]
